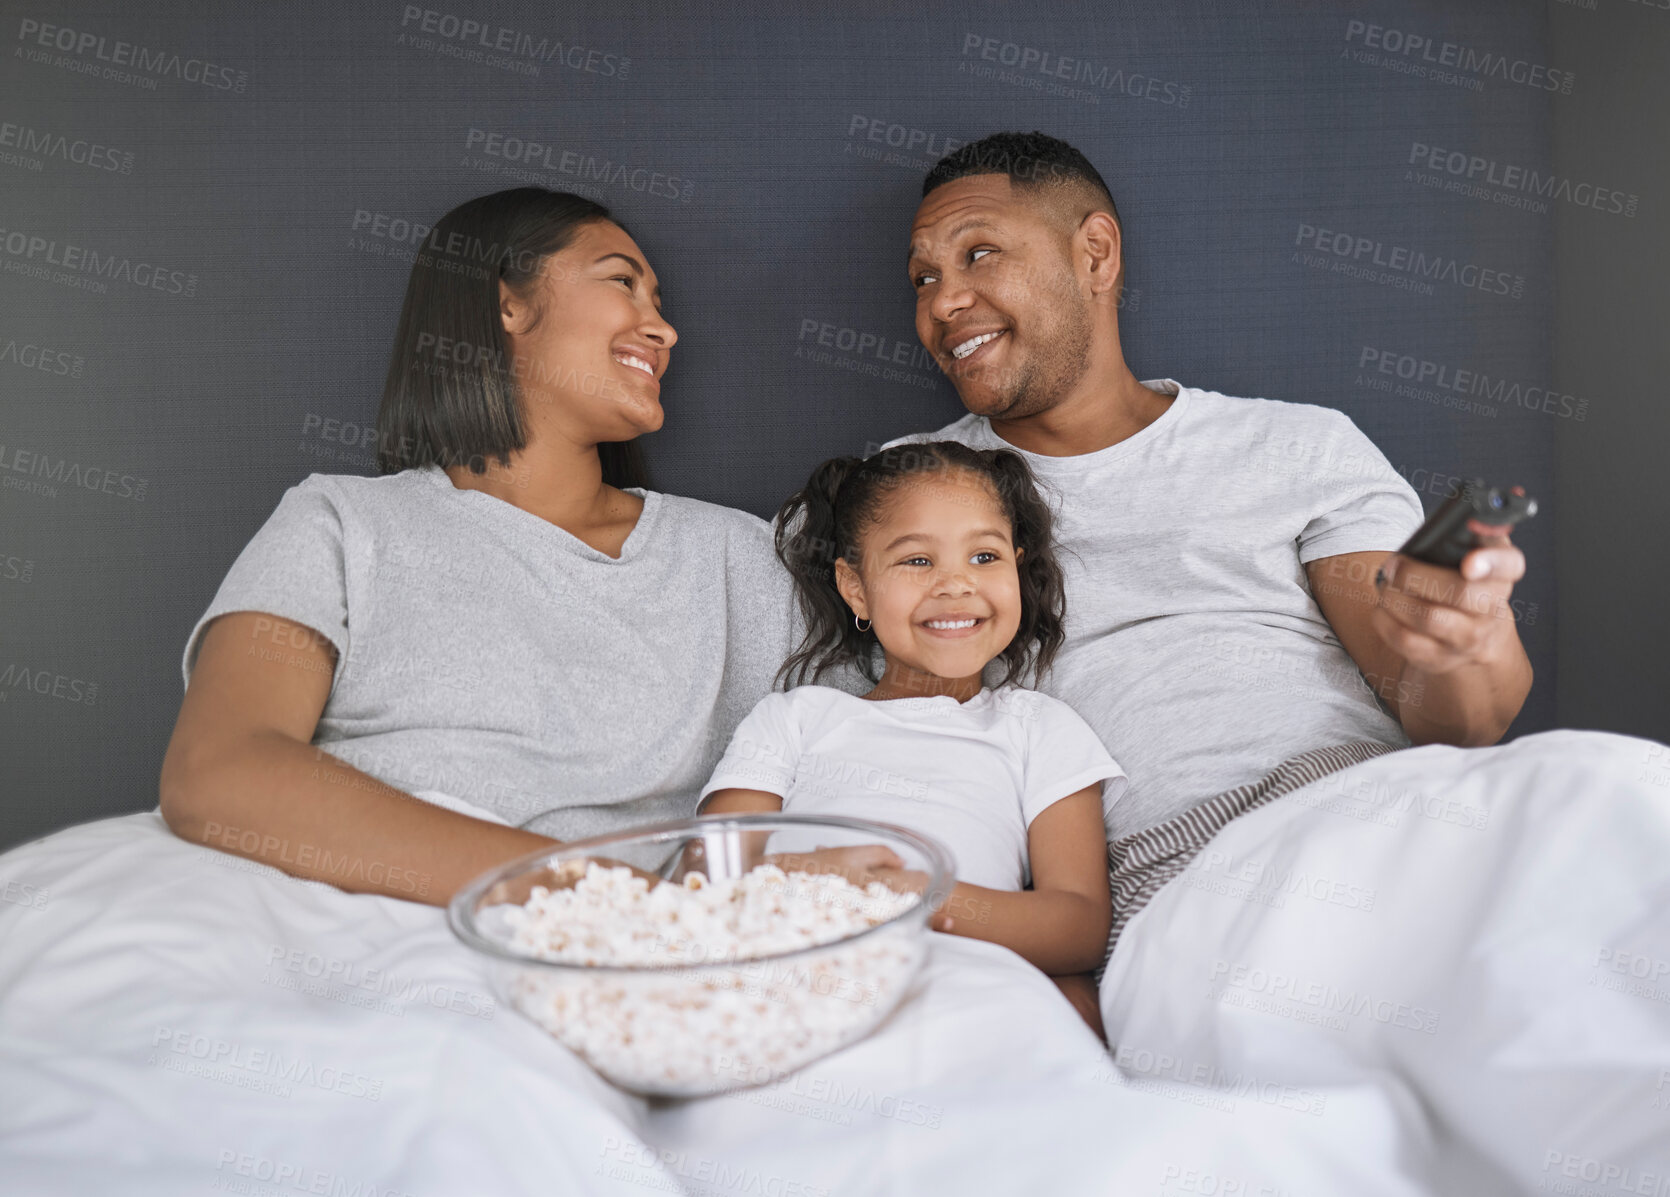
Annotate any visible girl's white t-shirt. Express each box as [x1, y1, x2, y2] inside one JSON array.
[[698, 684, 1127, 891]]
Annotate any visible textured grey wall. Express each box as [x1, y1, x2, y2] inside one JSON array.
[[1549, 2, 1670, 742], [2, 1, 1588, 852]]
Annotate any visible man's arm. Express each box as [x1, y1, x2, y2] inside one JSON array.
[[1306, 542, 1532, 747]]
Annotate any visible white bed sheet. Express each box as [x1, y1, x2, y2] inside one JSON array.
[[0, 795, 1424, 1195], [1101, 729, 1670, 1195], [6, 730, 1664, 1194]]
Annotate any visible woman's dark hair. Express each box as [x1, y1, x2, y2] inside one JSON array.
[[375, 187, 649, 489], [774, 440, 1067, 691]]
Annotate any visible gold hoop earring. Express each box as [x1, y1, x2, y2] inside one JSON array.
[[854, 615, 871, 632]]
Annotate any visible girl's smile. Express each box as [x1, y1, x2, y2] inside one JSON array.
[[918, 614, 988, 637], [836, 468, 1024, 699]]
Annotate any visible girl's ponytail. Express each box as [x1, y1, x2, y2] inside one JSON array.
[[982, 450, 1067, 686], [774, 456, 870, 689]]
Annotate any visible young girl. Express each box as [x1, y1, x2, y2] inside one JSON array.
[[698, 441, 1126, 1027]]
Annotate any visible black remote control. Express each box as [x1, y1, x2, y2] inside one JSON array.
[[1399, 481, 1538, 570]]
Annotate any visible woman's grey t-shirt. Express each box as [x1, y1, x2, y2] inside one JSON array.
[[181, 464, 852, 839]]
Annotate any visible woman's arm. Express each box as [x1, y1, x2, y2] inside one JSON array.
[[698, 787, 785, 816], [159, 612, 558, 907], [687, 787, 782, 874], [925, 785, 1112, 976], [695, 789, 910, 880]]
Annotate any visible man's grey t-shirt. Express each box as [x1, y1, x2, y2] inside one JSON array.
[[181, 464, 858, 839], [882, 379, 1425, 839]]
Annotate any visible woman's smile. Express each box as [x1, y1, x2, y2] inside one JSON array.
[[612, 344, 660, 385]]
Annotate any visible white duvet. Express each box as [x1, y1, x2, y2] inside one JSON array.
[[1, 729, 1665, 1195]]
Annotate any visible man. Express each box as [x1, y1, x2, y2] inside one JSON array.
[[867, 136, 1670, 1182], [884, 130, 1533, 850]]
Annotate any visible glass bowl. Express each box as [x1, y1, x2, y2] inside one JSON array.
[[447, 814, 954, 1098]]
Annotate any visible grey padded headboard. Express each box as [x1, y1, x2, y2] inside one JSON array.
[[0, 0, 1557, 849]]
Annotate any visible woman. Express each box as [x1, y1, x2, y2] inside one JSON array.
[[159, 187, 803, 902]]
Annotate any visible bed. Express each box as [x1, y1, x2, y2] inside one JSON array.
[[3, 729, 1665, 1195]]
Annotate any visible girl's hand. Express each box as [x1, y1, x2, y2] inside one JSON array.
[[849, 864, 955, 931], [764, 848, 954, 930], [484, 855, 663, 904], [1051, 972, 1106, 1038]]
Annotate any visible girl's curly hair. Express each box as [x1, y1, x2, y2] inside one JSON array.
[[774, 440, 1068, 691]]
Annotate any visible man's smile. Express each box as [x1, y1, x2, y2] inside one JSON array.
[[950, 329, 1006, 360]]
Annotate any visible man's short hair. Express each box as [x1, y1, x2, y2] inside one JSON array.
[[923, 130, 1120, 230]]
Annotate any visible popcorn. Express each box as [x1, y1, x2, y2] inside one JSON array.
[[497, 862, 924, 1095]]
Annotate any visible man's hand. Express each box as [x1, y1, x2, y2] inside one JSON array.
[[1371, 533, 1525, 674], [1308, 536, 1533, 748]]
